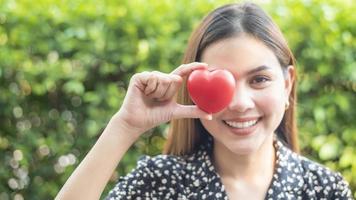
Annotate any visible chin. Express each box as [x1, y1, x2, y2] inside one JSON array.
[[228, 144, 259, 155], [215, 138, 262, 156]]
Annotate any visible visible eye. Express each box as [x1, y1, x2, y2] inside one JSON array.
[[250, 76, 271, 88], [250, 76, 270, 84]]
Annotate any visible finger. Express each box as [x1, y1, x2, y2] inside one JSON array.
[[144, 73, 158, 95], [148, 75, 171, 99], [172, 104, 212, 120], [132, 72, 149, 92], [169, 74, 183, 82], [171, 62, 208, 77], [157, 74, 183, 101]]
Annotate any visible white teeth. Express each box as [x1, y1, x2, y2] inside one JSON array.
[[224, 119, 258, 129]]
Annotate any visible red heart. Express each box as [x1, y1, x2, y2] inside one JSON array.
[[187, 68, 236, 113]]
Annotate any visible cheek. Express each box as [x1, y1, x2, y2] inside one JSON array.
[[200, 118, 221, 137], [256, 86, 286, 116]]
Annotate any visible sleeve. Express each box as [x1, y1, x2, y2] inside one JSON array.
[[105, 155, 155, 200], [331, 172, 353, 200]]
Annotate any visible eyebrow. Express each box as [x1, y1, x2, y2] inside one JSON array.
[[246, 65, 272, 75]]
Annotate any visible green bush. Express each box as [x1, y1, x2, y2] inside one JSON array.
[[0, 0, 354, 199], [267, 0, 356, 196]]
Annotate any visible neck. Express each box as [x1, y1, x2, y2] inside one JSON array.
[[212, 135, 276, 181]]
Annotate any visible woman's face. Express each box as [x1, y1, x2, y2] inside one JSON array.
[[200, 34, 294, 155]]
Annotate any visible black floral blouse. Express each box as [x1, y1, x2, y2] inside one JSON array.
[[106, 136, 353, 200]]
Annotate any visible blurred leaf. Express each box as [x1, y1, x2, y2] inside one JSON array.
[[63, 80, 85, 95], [319, 136, 341, 161]]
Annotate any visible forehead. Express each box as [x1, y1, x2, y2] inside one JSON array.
[[200, 35, 281, 72]]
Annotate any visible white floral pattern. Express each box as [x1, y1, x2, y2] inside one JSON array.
[[106, 136, 353, 199]]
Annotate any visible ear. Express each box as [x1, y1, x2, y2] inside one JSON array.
[[284, 65, 295, 98]]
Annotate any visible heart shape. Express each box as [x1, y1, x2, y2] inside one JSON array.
[[187, 68, 236, 113]]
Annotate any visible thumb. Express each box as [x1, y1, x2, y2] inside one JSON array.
[[173, 104, 212, 120]]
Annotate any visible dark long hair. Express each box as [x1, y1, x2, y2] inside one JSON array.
[[164, 2, 299, 155]]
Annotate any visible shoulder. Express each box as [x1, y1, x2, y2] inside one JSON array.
[[105, 153, 203, 199], [123, 153, 190, 184], [137, 153, 188, 170], [279, 143, 351, 199], [133, 154, 190, 183], [298, 155, 352, 198]]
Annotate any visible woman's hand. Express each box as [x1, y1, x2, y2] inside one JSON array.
[[115, 62, 212, 137], [56, 63, 212, 200]]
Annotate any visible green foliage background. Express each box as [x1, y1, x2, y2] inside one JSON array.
[[0, 0, 355, 199]]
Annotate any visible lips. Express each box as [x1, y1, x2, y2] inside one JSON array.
[[223, 119, 258, 128], [222, 117, 261, 136]]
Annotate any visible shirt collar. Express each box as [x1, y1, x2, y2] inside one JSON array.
[[265, 139, 305, 197], [187, 135, 305, 198]]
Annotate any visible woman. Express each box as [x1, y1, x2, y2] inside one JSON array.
[[56, 2, 352, 199]]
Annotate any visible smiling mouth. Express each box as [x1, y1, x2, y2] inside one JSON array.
[[223, 118, 260, 129]]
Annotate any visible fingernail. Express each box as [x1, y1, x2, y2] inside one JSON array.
[[206, 114, 212, 120]]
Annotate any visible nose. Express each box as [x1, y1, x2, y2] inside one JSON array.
[[227, 85, 255, 113]]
